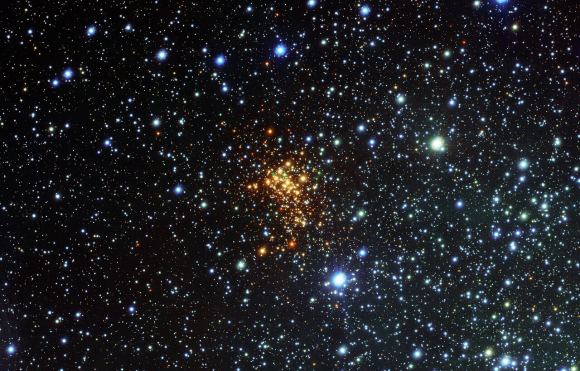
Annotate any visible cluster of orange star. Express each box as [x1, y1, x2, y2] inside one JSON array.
[[247, 160, 324, 253]]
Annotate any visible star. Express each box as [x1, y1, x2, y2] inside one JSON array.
[[274, 43, 287, 57], [156, 49, 168, 61], [331, 272, 347, 287], [359, 5, 371, 17]]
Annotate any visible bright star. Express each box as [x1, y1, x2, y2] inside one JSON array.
[[359, 5, 371, 17], [63, 68, 73, 80], [274, 43, 287, 57], [6, 345, 15, 355], [412, 349, 423, 359], [396, 94, 406, 105], [236, 260, 247, 270], [156, 49, 168, 61], [331, 272, 347, 287], [86, 26, 96, 37], [174, 185, 184, 195], [215, 54, 226, 66], [430, 136, 445, 152], [500, 355, 511, 366]]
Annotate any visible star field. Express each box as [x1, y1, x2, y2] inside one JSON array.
[[0, 0, 578, 369]]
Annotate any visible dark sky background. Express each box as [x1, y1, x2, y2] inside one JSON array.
[[0, 0, 577, 369]]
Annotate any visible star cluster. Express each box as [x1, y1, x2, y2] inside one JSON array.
[[0, 0, 577, 370]]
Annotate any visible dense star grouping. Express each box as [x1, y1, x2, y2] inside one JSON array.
[[0, 0, 577, 369]]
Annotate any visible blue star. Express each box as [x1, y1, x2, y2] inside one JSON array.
[[174, 185, 184, 195], [86, 25, 96, 37], [6, 345, 15, 355], [331, 272, 347, 287], [274, 43, 287, 57], [307, 0, 317, 8], [412, 349, 423, 360], [359, 5, 371, 17], [215, 54, 226, 66], [51, 79, 60, 87], [156, 49, 168, 61], [63, 68, 74, 80]]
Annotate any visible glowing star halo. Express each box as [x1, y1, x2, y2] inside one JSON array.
[[430, 136, 445, 152], [332, 272, 347, 287]]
